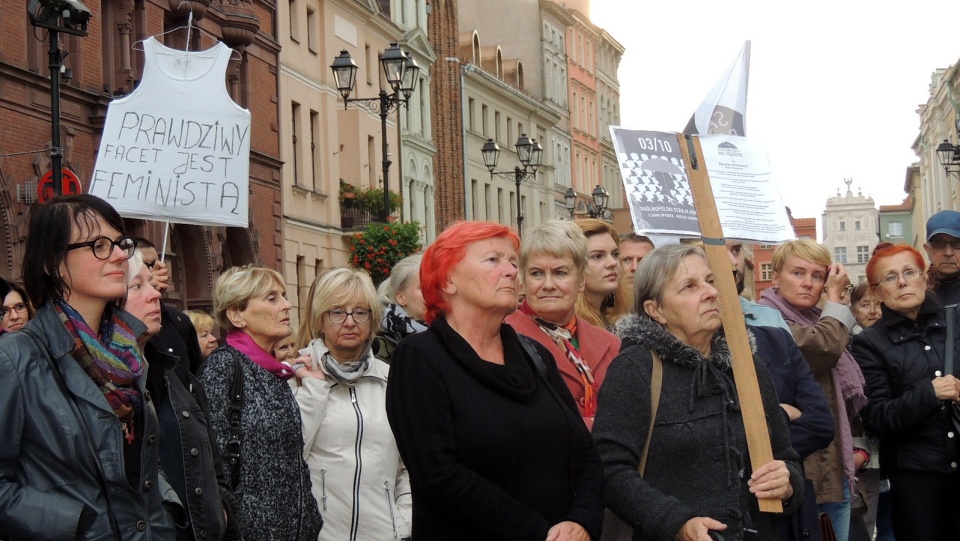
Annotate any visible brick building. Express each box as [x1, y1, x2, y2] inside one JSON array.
[[0, 0, 280, 311]]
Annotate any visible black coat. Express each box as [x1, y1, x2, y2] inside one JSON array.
[[145, 305, 241, 541], [851, 297, 960, 474], [595, 315, 803, 541], [385, 317, 604, 541]]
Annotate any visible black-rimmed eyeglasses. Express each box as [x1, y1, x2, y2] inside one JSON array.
[[66, 236, 137, 260], [324, 308, 371, 324]]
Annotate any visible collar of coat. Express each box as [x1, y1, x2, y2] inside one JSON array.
[[613, 313, 756, 371]]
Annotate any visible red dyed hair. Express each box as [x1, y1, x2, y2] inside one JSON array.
[[420, 221, 519, 324], [865, 243, 926, 285]]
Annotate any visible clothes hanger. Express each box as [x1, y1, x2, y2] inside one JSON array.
[[132, 2, 242, 62]]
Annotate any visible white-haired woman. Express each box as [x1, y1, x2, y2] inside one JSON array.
[[294, 267, 411, 541], [375, 253, 426, 362]]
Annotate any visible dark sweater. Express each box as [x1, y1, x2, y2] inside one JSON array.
[[385, 317, 604, 541], [596, 315, 803, 541]]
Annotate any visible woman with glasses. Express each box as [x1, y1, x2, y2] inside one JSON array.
[[197, 265, 322, 541], [758, 239, 865, 541], [852, 243, 960, 540], [0, 194, 177, 539], [293, 267, 411, 541], [0, 280, 35, 334]]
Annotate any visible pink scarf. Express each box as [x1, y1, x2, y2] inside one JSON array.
[[226, 330, 296, 380], [759, 287, 866, 493]]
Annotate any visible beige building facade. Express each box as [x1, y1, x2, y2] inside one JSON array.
[[278, 0, 435, 327], [821, 179, 879, 284]]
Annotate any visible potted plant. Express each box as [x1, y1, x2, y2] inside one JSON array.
[[350, 221, 423, 285]]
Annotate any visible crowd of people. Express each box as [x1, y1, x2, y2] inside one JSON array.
[[1, 193, 958, 541]]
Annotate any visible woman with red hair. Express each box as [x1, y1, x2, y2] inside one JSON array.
[[852, 243, 960, 540], [385, 221, 604, 541]]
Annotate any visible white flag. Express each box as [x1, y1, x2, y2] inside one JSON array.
[[684, 41, 750, 136]]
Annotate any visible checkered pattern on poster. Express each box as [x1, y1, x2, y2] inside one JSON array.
[[610, 127, 701, 237]]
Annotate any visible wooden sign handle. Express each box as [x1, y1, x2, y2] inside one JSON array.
[[679, 134, 783, 513]]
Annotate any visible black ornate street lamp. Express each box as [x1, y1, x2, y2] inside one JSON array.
[[27, 0, 92, 198], [481, 134, 543, 236], [331, 43, 419, 222], [937, 139, 960, 180], [564, 185, 610, 220]]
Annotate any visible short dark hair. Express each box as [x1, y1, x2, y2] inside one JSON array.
[[131, 236, 156, 250], [23, 194, 126, 309], [620, 233, 654, 247]]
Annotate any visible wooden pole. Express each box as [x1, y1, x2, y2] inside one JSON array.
[[678, 134, 782, 513]]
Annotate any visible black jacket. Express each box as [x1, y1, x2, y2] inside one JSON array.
[[852, 297, 960, 474], [596, 315, 803, 541], [146, 305, 241, 540], [385, 317, 604, 541]]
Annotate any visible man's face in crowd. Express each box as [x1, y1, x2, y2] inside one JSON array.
[[726, 242, 745, 294], [925, 234, 960, 280], [619, 240, 653, 286]]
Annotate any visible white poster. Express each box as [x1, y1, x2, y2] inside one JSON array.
[[698, 135, 794, 243]]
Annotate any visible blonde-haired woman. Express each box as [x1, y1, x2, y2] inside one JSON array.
[[758, 239, 864, 541], [197, 265, 322, 541], [184, 309, 219, 361], [573, 218, 629, 330], [294, 267, 411, 541]]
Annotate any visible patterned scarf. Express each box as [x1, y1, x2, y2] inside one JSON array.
[[519, 300, 598, 416], [55, 299, 143, 444]]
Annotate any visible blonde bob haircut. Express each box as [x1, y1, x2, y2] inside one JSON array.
[[771, 239, 832, 274], [214, 265, 286, 332], [184, 310, 216, 334], [519, 220, 588, 280], [296, 267, 382, 348]]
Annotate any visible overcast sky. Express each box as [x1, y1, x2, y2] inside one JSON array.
[[591, 0, 958, 225]]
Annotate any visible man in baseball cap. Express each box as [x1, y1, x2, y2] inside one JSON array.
[[924, 210, 960, 306]]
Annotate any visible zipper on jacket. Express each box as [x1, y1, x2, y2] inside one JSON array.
[[320, 468, 327, 511], [349, 388, 364, 541], [384, 480, 398, 537]]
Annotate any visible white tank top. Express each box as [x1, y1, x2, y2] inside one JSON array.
[[91, 37, 251, 228]]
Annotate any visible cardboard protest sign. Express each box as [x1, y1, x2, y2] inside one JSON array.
[[90, 38, 250, 227]]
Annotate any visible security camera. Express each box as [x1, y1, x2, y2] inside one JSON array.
[[27, 0, 92, 36], [60, 0, 92, 29]]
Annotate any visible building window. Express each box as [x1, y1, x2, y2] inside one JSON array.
[[468, 98, 475, 132], [761, 263, 773, 281], [306, 7, 317, 52], [481, 104, 488, 137], [834, 247, 847, 264], [291, 102, 301, 187], [309, 110, 320, 191], [888, 221, 903, 237], [289, 0, 299, 42], [857, 245, 870, 263], [839, 221, 846, 231], [855, 220, 861, 231]]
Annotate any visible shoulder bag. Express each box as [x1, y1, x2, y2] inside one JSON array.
[[600, 350, 663, 541]]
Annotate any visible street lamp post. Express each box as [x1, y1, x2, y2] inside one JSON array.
[[563, 185, 610, 220], [27, 0, 92, 198], [481, 134, 543, 236], [937, 139, 960, 180], [331, 43, 419, 222]]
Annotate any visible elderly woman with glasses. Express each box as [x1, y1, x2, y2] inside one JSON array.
[[198, 265, 322, 541], [758, 239, 865, 541], [292, 267, 411, 541], [0, 194, 177, 539], [851, 243, 960, 540]]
